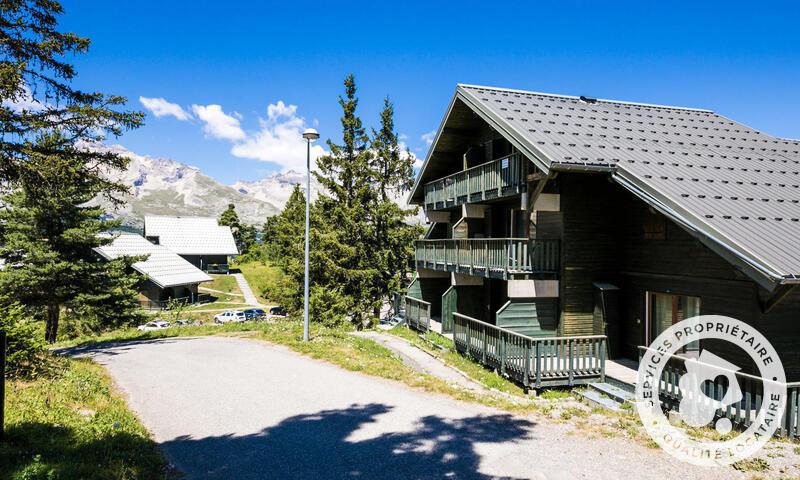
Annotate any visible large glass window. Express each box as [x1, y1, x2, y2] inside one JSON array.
[[648, 292, 701, 352]]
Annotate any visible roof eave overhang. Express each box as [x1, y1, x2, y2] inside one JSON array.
[[409, 86, 555, 205], [612, 170, 790, 291]]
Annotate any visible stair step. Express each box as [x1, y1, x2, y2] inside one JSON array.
[[575, 388, 625, 413], [589, 382, 635, 404]]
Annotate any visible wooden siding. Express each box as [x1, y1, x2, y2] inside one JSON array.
[[558, 174, 621, 337], [496, 298, 558, 337], [556, 172, 800, 381]]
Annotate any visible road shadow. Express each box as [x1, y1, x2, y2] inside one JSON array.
[[55, 336, 197, 358], [161, 402, 534, 479]]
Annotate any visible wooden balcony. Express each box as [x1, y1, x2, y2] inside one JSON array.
[[414, 238, 559, 279], [454, 313, 606, 388], [423, 153, 528, 211]]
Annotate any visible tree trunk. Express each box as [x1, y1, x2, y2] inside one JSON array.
[[45, 304, 60, 343]]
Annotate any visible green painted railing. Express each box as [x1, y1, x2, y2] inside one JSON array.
[[639, 346, 800, 438], [454, 313, 606, 388], [392, 292, 405, 319], [423, 153, 528, 211], [415, 238, 559, 277], [404, 296, 431, 332]]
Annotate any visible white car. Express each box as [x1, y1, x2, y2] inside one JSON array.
[[137, 320, 170, 331], [214, 310, 247, 324]]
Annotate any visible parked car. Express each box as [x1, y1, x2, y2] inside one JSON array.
[[137, 320, 170, 331], [269, 306, 288, 317], [174, 318, 196, 326], [243, 308, 267, 321], [214, 310, 247, 324]]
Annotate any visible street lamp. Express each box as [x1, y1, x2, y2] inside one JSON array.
[[301, 128, 319, 342]]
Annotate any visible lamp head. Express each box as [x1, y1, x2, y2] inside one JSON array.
[[302, 128, 320, 141]]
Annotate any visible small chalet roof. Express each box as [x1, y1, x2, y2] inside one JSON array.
[[412, 84, 800, 289], [144, 215, 239, 256], [95, 232, 212, 288]]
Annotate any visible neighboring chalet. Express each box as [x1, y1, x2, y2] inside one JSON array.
[[95, 232, 212, 309], [144, 215, 239, 273], [402, 85, 800, 425]]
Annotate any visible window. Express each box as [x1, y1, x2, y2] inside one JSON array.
[[647, 292, 701, 352]]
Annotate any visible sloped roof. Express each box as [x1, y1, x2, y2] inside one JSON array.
[[144, 215, 239, 256], [413, 84, 800, 289], [95, 232, 212, 288]]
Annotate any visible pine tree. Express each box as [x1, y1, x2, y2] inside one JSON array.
[[0, 133, 144, 342], [0, 0, 143, 183], [368, 98, 422, 310], [314, 75, 380, 322], [219, 203, 257, 255]]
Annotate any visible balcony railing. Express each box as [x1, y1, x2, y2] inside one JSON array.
[[404, 296, 431, 332], [423, 153, 528, 211], [414, 238, 559, 278], [454, 313, 606, 388], [639, 346, 800, 438], [140, 293, 213, 311], [205, 263, 230, 274]]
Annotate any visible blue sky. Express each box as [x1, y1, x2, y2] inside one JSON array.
[[60, 0, 800, 184]]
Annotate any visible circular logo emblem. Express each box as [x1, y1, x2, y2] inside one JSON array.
[[636, 315, 786, 466]]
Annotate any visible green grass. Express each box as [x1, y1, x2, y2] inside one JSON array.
[[0, 357, 172, 480], [233, 261, 283, 304], [385, 326, 527, 396], [198, 274, 243, 303], [206, 274, 241, 295]]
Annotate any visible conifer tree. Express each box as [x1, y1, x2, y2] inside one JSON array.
[[0, 133, 144, 342], [0, 0, 144, 183], [218, 203, 256, 254], [368, 98, 422, 310], [314, 75, 379, 321]]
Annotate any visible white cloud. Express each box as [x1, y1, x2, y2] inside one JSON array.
[[191, 104, 246, 141], [230, 101, 326, 171], [2, 84, 47, 113], [139, 96, 192, 121], [421, 130, 436, 146]]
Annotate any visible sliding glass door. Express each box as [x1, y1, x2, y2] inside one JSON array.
[[648, 292, 701, 352]]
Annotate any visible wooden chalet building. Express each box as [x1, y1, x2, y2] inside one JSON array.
[[95, 232, 213, 309], [401, 84, 800, 401], [144, 215, 239, 273]]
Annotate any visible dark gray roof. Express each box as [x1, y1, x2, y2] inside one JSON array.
[[413, 84, 800, 288]]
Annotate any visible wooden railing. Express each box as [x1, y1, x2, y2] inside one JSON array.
[[404, 296, 431, 332], [423, 153, 528, 211], [638, 347, 800, 438], [415, 238, 559, 277], [392, 292, 406, 319], [454, 313, 606, 388], [205, 263, 229, 274], [140, 293, 212, 311]]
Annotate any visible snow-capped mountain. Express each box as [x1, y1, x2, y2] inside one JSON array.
[[96, 144, 282, 227], [230, 170, 322, 206]]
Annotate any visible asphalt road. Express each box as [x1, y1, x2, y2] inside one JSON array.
[[73, 336, 742, 480]]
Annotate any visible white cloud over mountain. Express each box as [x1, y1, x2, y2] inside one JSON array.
[[139, 96, 192, 121], [190, 104, 246, 141], [230, 100, 327, 171]]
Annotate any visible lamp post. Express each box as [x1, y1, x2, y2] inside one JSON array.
[[301, 128, 320, 342]]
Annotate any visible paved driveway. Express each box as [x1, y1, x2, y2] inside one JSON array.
[[73, 336, 741, 479]]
